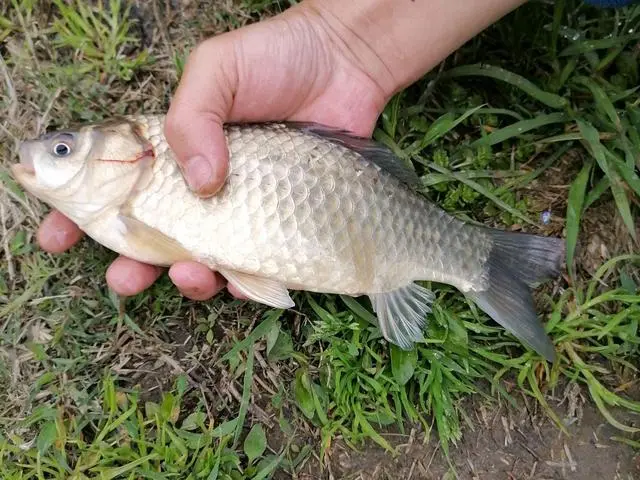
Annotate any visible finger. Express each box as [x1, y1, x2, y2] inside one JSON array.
[[168, 261, 226, 301], [37, 210, 85, 253], [226, 282, 249, 301], [165, 36, 238, 197], [106, 256, 163, 297]]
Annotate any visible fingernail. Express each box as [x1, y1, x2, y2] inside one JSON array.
[[185, 155, 213, 193]]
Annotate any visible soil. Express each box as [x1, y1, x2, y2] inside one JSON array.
[[293, 396, 639, 480], [523, 148, 639, 278]]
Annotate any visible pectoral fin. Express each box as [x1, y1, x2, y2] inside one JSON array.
[[118, 214, 194, 266], [219, 268, 295, 309], [368, 283, 435, 350]]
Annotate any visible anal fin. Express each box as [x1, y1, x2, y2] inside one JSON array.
[[219, 269, 295, 309], [368, 283, 435, 350]]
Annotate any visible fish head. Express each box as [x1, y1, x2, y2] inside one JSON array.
[[12, 119, 154, 226]]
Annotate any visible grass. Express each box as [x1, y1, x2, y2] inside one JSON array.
[[0, 0, 639, 478]]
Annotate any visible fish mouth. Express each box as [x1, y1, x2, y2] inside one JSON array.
[[12, 163, 35, 175], [12, 141, 36, 177]]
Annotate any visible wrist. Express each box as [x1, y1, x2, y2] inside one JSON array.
[[294, 0, 399, 101], [298, 0, 528, 97]]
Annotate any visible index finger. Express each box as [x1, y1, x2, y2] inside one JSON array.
[[37, 210, 85, 253]]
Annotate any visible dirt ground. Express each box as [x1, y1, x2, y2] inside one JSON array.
[[294, 394, 639, 480]]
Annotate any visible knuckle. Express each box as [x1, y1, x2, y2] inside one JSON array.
[[187, 36, 218, 67]]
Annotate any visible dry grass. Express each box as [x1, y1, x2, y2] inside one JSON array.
[[1, 1, 639, 479]]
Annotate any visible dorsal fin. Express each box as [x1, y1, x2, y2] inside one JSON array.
[[286, 122, 421, 187]]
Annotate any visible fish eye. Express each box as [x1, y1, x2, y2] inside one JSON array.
[[53, 142, 72, 157], [50, 133, 75, 157]]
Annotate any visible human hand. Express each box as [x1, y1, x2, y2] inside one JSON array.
[[36, 2, 392, 300]]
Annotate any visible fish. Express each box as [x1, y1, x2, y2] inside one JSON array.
[[11, 115, 565, 361]]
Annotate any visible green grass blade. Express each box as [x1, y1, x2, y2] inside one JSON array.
[[536, 132, 584, 144], [610, 85, 639, 103], [417, 105, 484, 149], [611, 437, 640, 449], [218, 311, 280, 364], [233, 346, 255, 449], [0, 170, 27, 201], [380, 91, 402, 138], [420, 107, 525, 121], [470, 113, 570, 148], [573, 76, 621, 129], [354, 411, 394, 452], [608, 166, 637, 242], [559, 32, 640, 56], [442, 64, 568, 108], [420, 161, 536, 225], [565, 160, 592, 279], [578, 120, 637, 241], [583, 176, 610, 211], [608, 149, 640, 198], [340, 295, 378, 325], [94, 454, 160, 479], [577, 119, 611, 176], [557, 56, 578, 88], [495, 143, 570, 193], [550, 0, 565, 57]]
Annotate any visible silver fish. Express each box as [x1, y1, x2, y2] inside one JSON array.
[[11, 115, 564, 360]]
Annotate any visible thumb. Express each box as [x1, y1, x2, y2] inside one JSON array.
[[165, 36, 238, 197]]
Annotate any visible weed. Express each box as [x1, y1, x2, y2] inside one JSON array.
[[51, 0, 152, 82], [1, 0, 639, 478], [0, 374, 297, 479]]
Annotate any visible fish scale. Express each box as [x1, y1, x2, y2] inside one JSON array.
[[12, 114, 565, 360], [129, 115, 487, 296]]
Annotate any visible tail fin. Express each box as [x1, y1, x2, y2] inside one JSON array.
[[468, 229, 565, 362]]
